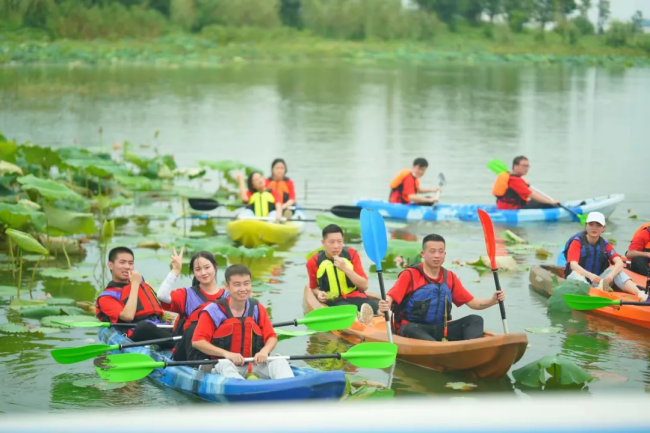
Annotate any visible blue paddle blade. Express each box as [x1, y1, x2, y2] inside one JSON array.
[[360, 208, 388, 271]]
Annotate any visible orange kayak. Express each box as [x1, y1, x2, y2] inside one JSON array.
[[302, 287, 528, 379], [529, 265, 650, 329]]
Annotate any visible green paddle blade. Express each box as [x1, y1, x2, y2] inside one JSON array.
[[51, 320, 110, 328], [94, 353, 164, 383], [487, 159, 509, 174], [297, 305, 357, 331], [577, 213, 588, 225], [563, 294, 621, 310], [275, 329, 317, 340], [341, 342, 398, 369], [51, 344, 118, 364]]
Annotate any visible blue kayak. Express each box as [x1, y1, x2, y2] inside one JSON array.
[[356, 194, 624, 223], [98, 327, 346, 403]]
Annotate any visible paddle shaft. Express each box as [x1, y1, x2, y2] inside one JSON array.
[[120, 335, 181, 349], [491, 269, 509, 334], [187, 198, 361, 219], [377, 270, 394, 343], [163, 353, 344, 368], [530, 186, 582, 219], [112, 323, 173, 329]]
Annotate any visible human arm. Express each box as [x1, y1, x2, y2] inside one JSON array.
[[157, 247, 184, 304], [566, 240, 601, 283], [377, 295, 394, 313], [307, 257, 328, 302], [529, 190, 560, 205], [403, 176, 438, 204], [236, 173, 248, 203], [254, 306, 278, 364], [418, 186, 441, 194], [334, 250, 368, 291], [118, 270, 142, 322], [627, 230, 650, 259], [281, 179, 296, 209], [466, 291, 505, 310], [408, 194, 439, 204]]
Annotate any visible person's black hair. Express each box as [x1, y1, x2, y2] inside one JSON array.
[[225, 264, 252, 283], [189, 251, 217, 287], [413, 157, 428, 168], [322, 224, 343, 239], [271, 158, 287, 177], [247, 171, 263, 193], [422, 234, 446, 249], [108, 247, 134, 262], [512, 156, 528, 168]]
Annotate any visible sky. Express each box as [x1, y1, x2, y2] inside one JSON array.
[[587, 0, 650, 24]]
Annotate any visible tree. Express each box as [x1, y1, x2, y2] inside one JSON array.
[[484, 0, 502, 22], [597, 0, 609, 34], [578, 0, 591, 17], [415, 0, 459, 29], [532, 0, 554, 30], [631, 10, 643, 33], [503, 0, 533, 33], [459, 0, 485, 25]]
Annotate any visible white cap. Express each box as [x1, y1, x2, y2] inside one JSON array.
[[586, 212, 605, 226]]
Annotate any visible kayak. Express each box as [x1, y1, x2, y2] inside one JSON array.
[[355, 194, 624, 223], [226, 211, 306, 248], [98, 327, 346, 403], [528, 265, 650, 329], [302, 287, 528, 379]]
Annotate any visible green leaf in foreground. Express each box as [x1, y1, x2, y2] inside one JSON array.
[[38, 268, 93, 279], [17, 174, 83, 201], [548, 279, 590, 313], [0, 323, 30, 334], [0, 286, 18, 296], [44, 204, 97, 235], [41, 315, 97, 327], [5, 228, 49, 255], [512, 356, 594, 388], [315, 214, 361, 234]]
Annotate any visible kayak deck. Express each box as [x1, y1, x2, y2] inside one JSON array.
[[302, 287, 528, 379], [356, 194, 624, 223], [98, 327, 346, 403], [226, 212, 305, 248], [529, 265, 650, 329]]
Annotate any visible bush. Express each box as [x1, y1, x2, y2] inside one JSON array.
[[636, 34, 650, 54], [572, 15, 594, 35], [554, 20, 579, 45], [194, 0, 281, 31], [605, 20, 636, 47], [494, 24, 512, 45], [200, 25, 302, 44]]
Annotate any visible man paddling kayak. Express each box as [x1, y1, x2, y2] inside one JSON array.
[[95, 247, 173, 348], [307, 224, 378, 325], [564, 212, 648, 301], [627, 223, 650, 279], [192, 265, 294, 379], [377, 234, 505, 342], [236, 171, 283, 222], [157, 249, 229, 361], [388, 157, 441, 205], [266, 158, 296, 219], [493, 156, 559, 210]]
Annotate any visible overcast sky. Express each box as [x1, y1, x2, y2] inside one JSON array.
[[587, 0, 650, 23]]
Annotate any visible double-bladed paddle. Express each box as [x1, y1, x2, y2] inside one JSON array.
[[431, 172, 446, 211], [187, 198, 362, 219], [563, 294, 650, 311], [487, 158, 587, 225], [94, 342, 398, 383], [50, 305, 358, 364], [477, 209, 509, 334]]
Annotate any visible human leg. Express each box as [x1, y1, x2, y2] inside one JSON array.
[[130, 321, 174, 349], [446, 315, 484, 341], [252, 356, 295, 379], [524, 199, 557, 209], [630, 256, 650, 279], [398, 322, 437, 341], [212, 359, 246, 379]]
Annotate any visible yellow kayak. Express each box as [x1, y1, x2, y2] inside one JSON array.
[[226, 212, 305, 248]]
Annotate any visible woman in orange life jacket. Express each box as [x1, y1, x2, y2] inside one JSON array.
[[265, 158, 296, 219], [157, 248, 229, 361], [627, 222, 650, 278], [95, 247, 174, 348], [236, 171, 283, 223], [192, 265, 294, 379], [493, 156, 560, 210], [388, 157, 442, 205]]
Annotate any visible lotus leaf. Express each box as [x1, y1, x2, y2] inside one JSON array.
[[65, 158, 128, 178], [18, 199, 41, 210], [41, 315, 97, 326], [44, 204, 97, 235], [315, 214, 361, 234], [548, 279, 590, 313], [6, 228, 49, 255], [0, 173, 17, 189], [72, 378, 126, 391], [384, 239, 421, 263], [45, 298, 76, 306], [29, 326, 62, 335], [10, 298, 47, 310], [0, 202, 46, 230], [39, 267, 93, 279], [20, 144, 62, 168], [525, 326, 563, 334], [0, 161, 23, 176], [503, 230, 526, 244], [0, 323, 30, 334], [114, 175, 162, 191], [512, 356, 594, 388], [199, 160, 262, 174], [0, 286, 18, 296], [17, 175, 84, 201], [0, 139, 18, 162]]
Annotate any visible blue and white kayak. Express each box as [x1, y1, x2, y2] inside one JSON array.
[[98, 327, 346, 403], [356, 194, 624, 224]]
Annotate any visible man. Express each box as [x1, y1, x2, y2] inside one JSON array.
[[627, 223, 650, 278], [378, 234, 505, 342], [388, 157, 441, 205], [95, 247, 173, 348], [493, 156, 559, 210], [306, 224, 378, 325], [191, 265, 294, 379], [564, 212, 647, 301]]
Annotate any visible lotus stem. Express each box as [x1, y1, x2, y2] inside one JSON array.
[[66, 168, 73, 188], [7, 237, 16, 280], [181, 196, 187, 238], [28, 257, 41, 298], [17, 249, 23, 296], [61, 238, 71, 269], [101, 242, 107, 288]]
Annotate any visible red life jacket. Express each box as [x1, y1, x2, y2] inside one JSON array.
[[205, 298, 265, 359], [266, 177, 293, 204], [95, 280, 164, 323], [389, 169, 419, 204], [172, 286, 228, 334], [494, 173, 528, 208], [632, 223, 650, 252]]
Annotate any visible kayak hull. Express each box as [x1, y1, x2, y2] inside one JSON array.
[[302, 287, 528, 379], [356, 194, 624, 223], [529, 265, 650, 329], [226, 212, 305, 248], [98, 327, 346, 403]]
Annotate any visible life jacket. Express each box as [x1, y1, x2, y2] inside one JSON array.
[[316, 247, 357, 299], [392, 266, 452, 327], [172, 286, 228, 334], [206, 298, 265, 358], [493, 172, 527, 207], [95, 280, 164, 324], [247, 190, 276, 217], [563, 232, 611, 277], [389, 169, 418, 204], [632, 223, 650, 252], [266, 177, 292, 204]]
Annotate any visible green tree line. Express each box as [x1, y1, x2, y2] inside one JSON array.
[[0, 0, 648, 52]]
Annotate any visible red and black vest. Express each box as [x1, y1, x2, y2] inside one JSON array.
[[172, 286, 228, 335], [204, 298, 265, 358], [95, 280, 164, 324]]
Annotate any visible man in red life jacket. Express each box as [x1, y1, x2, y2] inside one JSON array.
[[388, 158, 442, 205], [627, 222, 650, 278], [192, 265, 294, 379], [95, 247, 173, 348], [493, 156, 559, 210]]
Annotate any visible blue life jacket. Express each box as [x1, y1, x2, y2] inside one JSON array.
[[394, 265, 452, 326], [563, 232, 611, 277]]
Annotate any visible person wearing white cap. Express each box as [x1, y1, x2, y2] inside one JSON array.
[[562, 212, 648, 301]]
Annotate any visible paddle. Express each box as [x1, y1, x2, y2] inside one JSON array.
[[431, 172, 446, 212], [487, 158, 587, 225], [50, 306, 358, 364], [51, 321, 173, 329], [188, 198, 362, 219], [360, 208, 392, 343], [94, 342, 399, 383], [563, 294, 650, 310], [477, 209, 509, 334]]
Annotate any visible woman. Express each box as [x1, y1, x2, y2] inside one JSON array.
[[236, 171, 283, 222], [266, 158, 296, 218], [157, 248, 229, 361]]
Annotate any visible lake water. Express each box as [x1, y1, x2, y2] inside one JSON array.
[[1, 62, 649, 413]]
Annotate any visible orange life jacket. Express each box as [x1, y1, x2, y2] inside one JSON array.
[[493, 172, 527, 207], [95, 281, 164, 323], [632, 223, 650, 251], [266, 177, 292, 204], [389, 169, 419, 204], [206, 298, 265, 358]]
